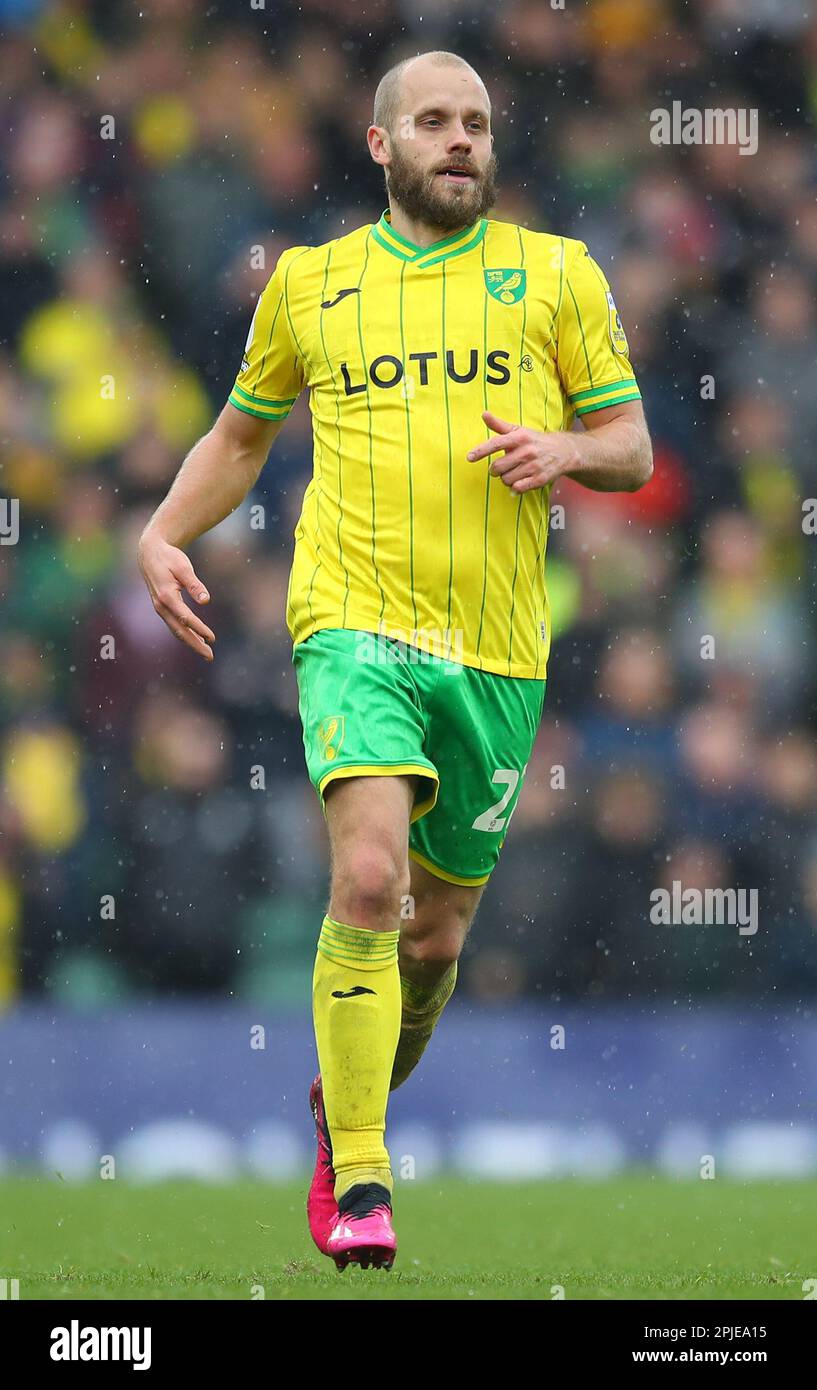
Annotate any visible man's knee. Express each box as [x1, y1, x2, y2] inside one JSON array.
[[331, 844, 410, 928]]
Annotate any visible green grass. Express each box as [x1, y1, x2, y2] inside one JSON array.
[[1, 1175, 815, 1300]]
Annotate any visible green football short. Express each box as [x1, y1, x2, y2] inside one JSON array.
[[292, 628, 546, 886]]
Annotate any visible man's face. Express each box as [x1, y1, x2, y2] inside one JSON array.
[[380, 65, 498, 231]]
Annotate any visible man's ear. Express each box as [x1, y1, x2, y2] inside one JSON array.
[[367, 124, 390, 167]]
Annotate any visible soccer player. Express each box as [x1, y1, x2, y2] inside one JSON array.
[[138, 50, 652, 1271]]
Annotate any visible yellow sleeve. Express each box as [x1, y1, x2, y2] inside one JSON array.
[[228, 249, 306, 420], [556, 241, 641, 416]]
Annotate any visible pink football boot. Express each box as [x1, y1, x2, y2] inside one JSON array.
[[326, 1183, 397, 1271], [307, 1075, 338, 1255]]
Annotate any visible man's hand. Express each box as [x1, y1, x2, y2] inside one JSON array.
[[467, 411, 580, 493], [137, 531, 216, 662], [136, 404, 284, 662]]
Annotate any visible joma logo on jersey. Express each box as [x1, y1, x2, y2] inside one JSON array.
[[484, 269, 527, 304], [340, 349, 513, 395]]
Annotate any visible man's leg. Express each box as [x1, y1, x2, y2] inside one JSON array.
[[313, 773, 415, 1202], [392, 657, 546, 1088], [390, 859, 483, 1090]]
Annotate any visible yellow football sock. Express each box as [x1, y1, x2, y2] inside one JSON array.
[[390, 963, 457, 1091], [312, 915, 401, 1202]]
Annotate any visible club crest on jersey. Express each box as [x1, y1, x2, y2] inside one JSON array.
[[318, 716, 345, 761], [606, 291, 629, 354], [484, 269, 527, 304]]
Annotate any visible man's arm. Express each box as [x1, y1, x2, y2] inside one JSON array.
[[138, 402, 284, 660], [466, 400, 653, 495], [563, 399, 653, 491]]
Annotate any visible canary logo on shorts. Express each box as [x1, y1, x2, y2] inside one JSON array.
[[318, 716, 345, 761]]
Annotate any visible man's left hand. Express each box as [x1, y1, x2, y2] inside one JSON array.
[[466, 410, 580, 493]]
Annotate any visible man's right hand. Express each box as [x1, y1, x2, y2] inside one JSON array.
[[138, 531, 216, 661]]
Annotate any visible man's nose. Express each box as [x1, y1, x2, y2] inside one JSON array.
[[447, 124, 473, 150]]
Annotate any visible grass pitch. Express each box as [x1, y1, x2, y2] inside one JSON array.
[[1, 1175, 815, 1300]]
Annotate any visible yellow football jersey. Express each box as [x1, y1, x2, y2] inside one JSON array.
[[229, 209, 641, 679]]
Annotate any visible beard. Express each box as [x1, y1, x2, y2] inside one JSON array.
[[385, 143, 499, 232]]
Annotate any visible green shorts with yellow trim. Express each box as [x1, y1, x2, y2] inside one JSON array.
[[292, 628, 546, 886]]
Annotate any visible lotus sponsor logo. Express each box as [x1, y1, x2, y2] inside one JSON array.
[[341, 348, 514, 394]]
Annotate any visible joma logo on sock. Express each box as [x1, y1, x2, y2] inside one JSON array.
[[331, 986, 376, 999]]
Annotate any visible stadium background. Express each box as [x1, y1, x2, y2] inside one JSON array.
[[1, 0, 817, 1186]]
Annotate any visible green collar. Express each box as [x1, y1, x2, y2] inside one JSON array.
[[371, 207, 487, 268]]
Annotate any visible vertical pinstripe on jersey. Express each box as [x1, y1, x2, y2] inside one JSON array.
[[441, 260, 454, 634], [566, 278, 593, 384], [317, 241, 352, 624], [281, 251, 314, 632], [533, 235, 566, 680], [300, 248, 336, 627], [474, 229, 491, 664], [398, 258, 419, 632], [505, 226, 527, 674], [354, 232, 386, 621], [252, 282, 284, 395]]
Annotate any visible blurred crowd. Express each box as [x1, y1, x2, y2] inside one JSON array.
[[1, 0, 816, 1008]]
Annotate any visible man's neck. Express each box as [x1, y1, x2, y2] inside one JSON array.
[[386, 201, 474, 249]]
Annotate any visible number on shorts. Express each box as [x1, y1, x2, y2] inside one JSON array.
[[472, 769, 520, 833]]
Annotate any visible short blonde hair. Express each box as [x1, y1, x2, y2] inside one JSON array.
[[372, 51, 487, 135]]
